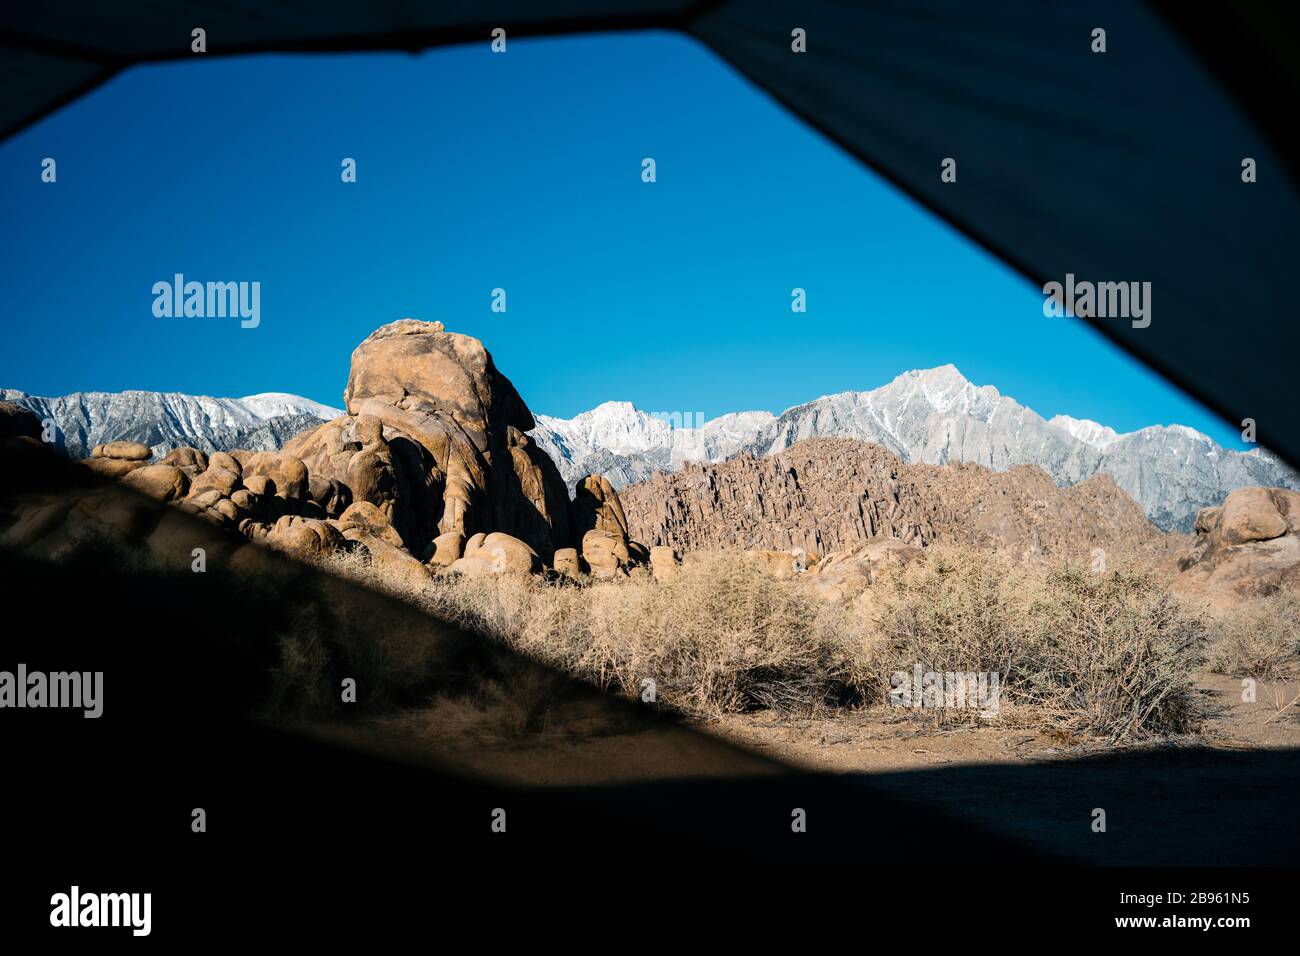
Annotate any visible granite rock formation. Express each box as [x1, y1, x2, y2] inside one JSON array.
[[1173, 486, 1300, 607], [619, 437, 1166, 563]]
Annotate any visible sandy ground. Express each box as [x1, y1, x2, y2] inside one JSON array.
[[308, 671, 1300, 864], [709, 672, 1300, 775], [315, 672, 1300, 784]]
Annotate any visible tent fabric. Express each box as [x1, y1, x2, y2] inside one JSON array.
[[3, 1, 1298, 467]]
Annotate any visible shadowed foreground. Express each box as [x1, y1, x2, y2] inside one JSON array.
[[1, 451, 1296, 940]]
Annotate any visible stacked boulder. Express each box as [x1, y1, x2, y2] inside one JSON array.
[[571, 474, 651, 577], [1174, 486, 1300, 607], [33, 320, 652, 584], [284, 319, 575, 568], [83, 441, 152, 479]]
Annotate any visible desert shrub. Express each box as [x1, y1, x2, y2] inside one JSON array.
[[1022, 564, 1208, 741], [869, 551, 1208, 741], [391, 553, 865, 717], [1206, 592, 1300, 680], [867, 548, 1034, 710], [322, 544, 1210, 740], [260, 549, 503, 721], [266, 604, 336, 719]]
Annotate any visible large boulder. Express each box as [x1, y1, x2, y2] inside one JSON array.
[[477, 532, 540, 573], [93, 441, 152, 461], [307, 475, 352, 517], [286, 320, 573, 560], [572, 474, 628, 539], [650, 545, 679, 580], [159, 447, 209, 478], [1218, 487, 1292, 545], [746, 548, 803, 579], [552, 547, 582, 576], [188, 453, 242, 499], [1175, 486, 1300, 607], [120, 464, 190, 502], [342, 527, 432, 590], [582, 528, 630, 578], [242, 451, 310, 500], [68, 490, 160, 544], [0, 497, 74, 549], [338, 500, 403, 548], [264, 515, 345, 560], [422, 531, 464, 567], [80, 457, 146, 479], [812, 537, 923, 602], [446, 532, 539, 575]]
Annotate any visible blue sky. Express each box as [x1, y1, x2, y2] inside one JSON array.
[[0, 30, 1247, 447]]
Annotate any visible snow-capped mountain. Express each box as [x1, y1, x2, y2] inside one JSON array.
[[531, 403, 775, 489], [8, 366, 1294, 533], [0, 388, 340, 460], [1045, 414, 1123, 450], [529, 365, 1300, 532]]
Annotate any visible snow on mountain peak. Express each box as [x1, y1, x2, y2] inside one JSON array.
[[238, 393, 343, 421], [1047, 415, 1123, 449]]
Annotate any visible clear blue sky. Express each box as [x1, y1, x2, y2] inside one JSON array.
[[0, 30, 1246, 448]]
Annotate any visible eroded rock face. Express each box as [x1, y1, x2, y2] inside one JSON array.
[[620, 437, 1164, 563], [9, 321, 631, 584], [287, 320, 573, 561], [573, 474, 628, 539], [1174, 486, 1300, 607]]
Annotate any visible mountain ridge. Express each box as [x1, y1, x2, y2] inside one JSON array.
[[0, 387, 341, 461], [7, 364, 1296, 533], [530, 365, 1299, 532]]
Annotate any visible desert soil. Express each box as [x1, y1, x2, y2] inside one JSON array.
[[308, 672, 1300, 864]]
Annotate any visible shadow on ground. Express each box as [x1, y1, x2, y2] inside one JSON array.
[[1, 446, 1295, 887]]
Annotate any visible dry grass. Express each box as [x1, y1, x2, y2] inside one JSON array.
[[393, 552, 867, 718], [868, 549, 1208, 741], [1206, 592, 1300, 681], [322, 545, 1213, 742]]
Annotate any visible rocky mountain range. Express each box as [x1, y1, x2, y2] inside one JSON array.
[[619, 436, 1172, 563], [4, 324, 1297, 608], [0, 388, 340, 461], [533, 365, 1299, 532], [7, 364, 1296, 533]]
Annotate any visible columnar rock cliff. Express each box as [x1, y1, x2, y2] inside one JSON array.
[[619, 437, 1167, 562]]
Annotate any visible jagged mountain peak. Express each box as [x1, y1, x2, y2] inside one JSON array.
[[1048, 414, 1123, 449], [528, 366, 1300, 532], [1, 387, 339, 460]]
